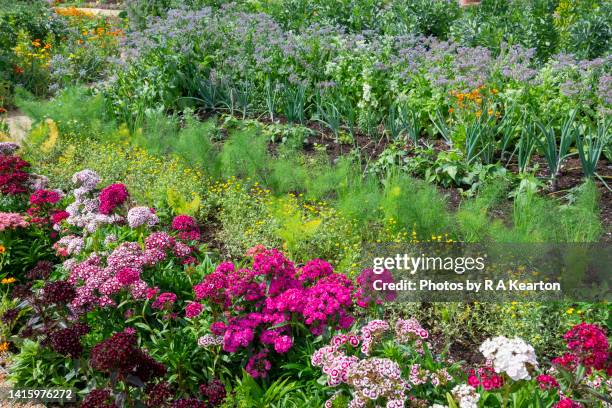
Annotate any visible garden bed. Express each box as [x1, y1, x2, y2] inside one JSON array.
[[1, 0, 611, 407]]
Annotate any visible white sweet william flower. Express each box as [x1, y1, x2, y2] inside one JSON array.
[[479, 336, 537, 381], [451, 384, 479, 408]]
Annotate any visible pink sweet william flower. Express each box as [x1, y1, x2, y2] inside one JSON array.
[[245, 244, 266, 257], [185, 302, 203, 318], [116, 267, 140, 285], [98, 184, 129, 215], [146, 287, 160, 299], [210, 321, 226, 336], [536, 374, 558, 390], [171, 215, 201, 241], [127, 206, 158, 228], [273, 335, 293, 353], [29, 189, 61, 205], [245, 351, 272, 379], [51, 210, 70, 224], [152, 292, 176, 310], [554, 398, 583, 408], [298, 259, 333, 283], [0, 212, 29, 231]]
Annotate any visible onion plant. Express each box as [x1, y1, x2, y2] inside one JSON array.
[[534, 110, 577, 191]]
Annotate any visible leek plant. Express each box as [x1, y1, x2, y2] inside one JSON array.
[[517, 122, 537, 174], [535, 110, 577, 191], [576, 120, 611, 184], [399, 104, 420, 146]]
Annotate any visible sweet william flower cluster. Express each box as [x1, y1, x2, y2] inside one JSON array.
[[193, 251, 358, 378], [479, 336, 538, 381], [65, 170, 123, 234]]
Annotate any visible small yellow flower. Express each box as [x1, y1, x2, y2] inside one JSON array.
[[1, 277, 16, 284], [566, 308, 574, 315]]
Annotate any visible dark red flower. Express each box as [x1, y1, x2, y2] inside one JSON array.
[[81, 389, 117, 408], [48, 323, 89, 358], [0, 155, 30, 195]]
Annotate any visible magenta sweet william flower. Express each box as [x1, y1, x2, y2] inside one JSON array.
[[152, 292, 177, 310], [467, 366, 503, 391], [146, 287, 160, 299], [562, 322, 609, 372], [273, 335, 293, 353], [302, 277, 354, 328], [210, 321, 226, 336], [223, 321, 256, 353], [185, 302, 204, 318], [99, 183, 129, 214], [252, 248, 296, 280], [51, 210, 70, 224], [298, 259, 333, 283], [194, 270, 229, 305], [171, 214, 201, 241], [116, 267, 140, 285], [355, 268, 397, 307], [29, 189, 61, 205], [536, 374, 558, 390], [0, 155, 30, 195], [554, 398, 583, 408], [245, 350, 272, 379]]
